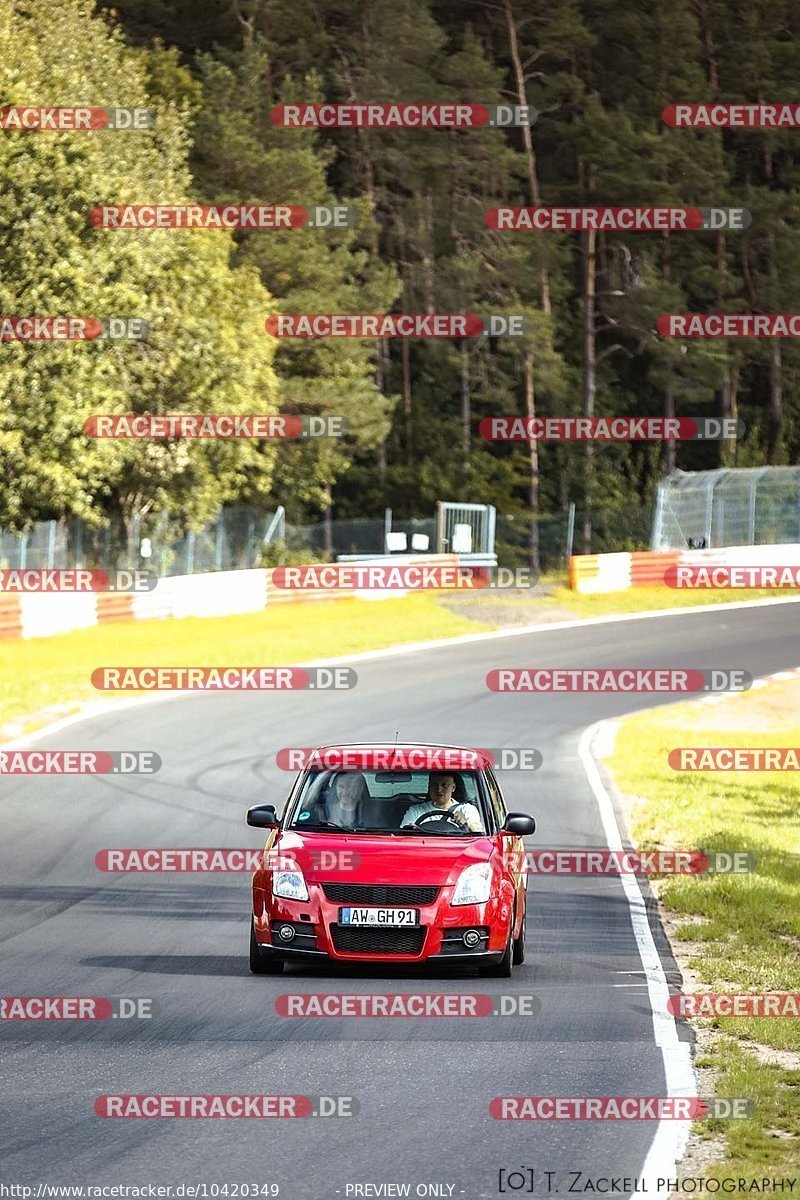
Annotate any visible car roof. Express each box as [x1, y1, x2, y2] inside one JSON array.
[[304, 743, 493, 770]]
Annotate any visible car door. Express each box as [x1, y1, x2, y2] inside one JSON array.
[[485, 768, 527, 914]]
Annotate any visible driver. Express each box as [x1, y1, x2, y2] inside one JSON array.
[[401, 772, 482, 832]]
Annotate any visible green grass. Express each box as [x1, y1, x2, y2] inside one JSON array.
[[694, 1039, 800, 1176], [0, 593, 489, 733], [550, 577, 797, 617], [606, 692, 800, 1177]]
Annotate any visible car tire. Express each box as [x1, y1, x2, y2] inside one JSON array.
[[249, 919, 285, 975], [512, 905, 526, 966], [478, 923, 513, 978]]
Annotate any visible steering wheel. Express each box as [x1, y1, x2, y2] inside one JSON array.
[[414, 809, 464, 831]]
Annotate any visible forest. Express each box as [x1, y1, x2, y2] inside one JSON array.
[[2, 0, 798, 566]]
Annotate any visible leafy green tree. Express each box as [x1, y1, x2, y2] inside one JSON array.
[[0, 0, 280, 544]]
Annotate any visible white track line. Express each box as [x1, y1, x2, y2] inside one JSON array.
[[579, 722, 696, 1192], [576, 657, 800, 1186]]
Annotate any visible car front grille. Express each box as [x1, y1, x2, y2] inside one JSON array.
[[330, 924, 427, 956], [321, 883, 440, 906]]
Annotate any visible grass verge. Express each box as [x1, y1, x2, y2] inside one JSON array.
[[604, 681, 800, 1177], [549, 577, 795, 617]]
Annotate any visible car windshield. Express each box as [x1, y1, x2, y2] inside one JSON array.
[[288, 769, 488, 835]]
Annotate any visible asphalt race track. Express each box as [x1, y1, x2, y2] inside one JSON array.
[[2, 601, 798, 1198]]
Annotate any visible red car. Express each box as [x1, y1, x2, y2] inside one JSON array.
[[247, 744, 535, 976]]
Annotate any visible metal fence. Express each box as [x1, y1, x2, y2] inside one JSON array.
[[0, 502, 654, 574], [652, 467, 800, 550], [0, 508, 283, 575]]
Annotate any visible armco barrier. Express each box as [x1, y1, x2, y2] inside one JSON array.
[[0, 555, 459, 640], [570, 543, 800, 594]]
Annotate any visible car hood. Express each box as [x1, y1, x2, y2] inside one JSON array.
[[276, 831, 497, 887]]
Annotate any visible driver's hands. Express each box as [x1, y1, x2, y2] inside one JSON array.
[[452, 806, 481, 832]]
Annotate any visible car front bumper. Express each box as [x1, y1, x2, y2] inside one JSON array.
[[253, 885, 512, 962]]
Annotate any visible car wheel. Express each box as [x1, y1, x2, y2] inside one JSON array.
[[249, 919, 285, 975], [512, 905, 526, 965], [478, 923, 513, 978]]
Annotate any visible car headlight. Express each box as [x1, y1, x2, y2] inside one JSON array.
[[272, 870, 309, 901], [451, 862, 493, 906]]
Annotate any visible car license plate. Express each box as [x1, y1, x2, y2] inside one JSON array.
[[339, 907, 418, 926]]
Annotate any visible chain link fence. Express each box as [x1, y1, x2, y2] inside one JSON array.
[[0, 503, 654, 574], [0, 508, 281, 575], [652, 467, 800, 550]]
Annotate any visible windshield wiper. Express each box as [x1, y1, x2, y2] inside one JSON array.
[[295, 820, 354, 832]]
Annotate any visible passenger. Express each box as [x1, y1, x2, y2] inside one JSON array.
[[324, 771, 369, 828]]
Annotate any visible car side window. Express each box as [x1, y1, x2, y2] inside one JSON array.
[[484, 770, 506, 831]]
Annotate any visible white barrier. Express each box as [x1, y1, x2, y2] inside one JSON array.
[[9, 556, 459, 640], [570, 542, 800, 595], [132, 569, 268, 621], [20, 592, 98, 638]]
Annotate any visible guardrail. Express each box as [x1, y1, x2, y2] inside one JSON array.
[[569, 543, 800, 594], [0, 555, 460, 640]]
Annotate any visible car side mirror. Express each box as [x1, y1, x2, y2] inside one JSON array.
[[247, 804, 279, 828], [503, 812, 536, 836]]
